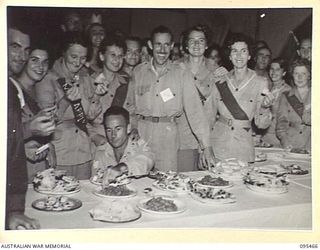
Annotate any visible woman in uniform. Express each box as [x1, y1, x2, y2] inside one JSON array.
[[17, 43, 56, 182], [35, 32, 103, 179], [276, 59, 311, 151], [177, 25, 227, 171], [209, 33, 273, 163], [261, 58, 291, 146]]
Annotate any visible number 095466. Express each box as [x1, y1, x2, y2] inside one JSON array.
[[300, 244, 318, 248]]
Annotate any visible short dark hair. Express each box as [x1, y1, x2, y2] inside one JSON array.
[[205, 43, 222, 58], [86, 23, 105, 39], [103, 106, 130, 128], [125, 36, 141, 48], [225, 33, 253, 56], [254, 46, 272, 58], [99, 34, 126, 55], [270, 57, 288, 72], [150, 25, 173, 43], [289, 58, 311, 76]]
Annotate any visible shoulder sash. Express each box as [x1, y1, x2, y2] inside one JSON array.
[[215, 81, 249, 120]]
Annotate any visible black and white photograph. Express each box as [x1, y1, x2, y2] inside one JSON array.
[[3, 1, 318, 243]]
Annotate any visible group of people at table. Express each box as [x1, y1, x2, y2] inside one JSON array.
[[7, 10, 311, 230]]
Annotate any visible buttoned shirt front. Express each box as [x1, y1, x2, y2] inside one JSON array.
[[210, 69, 272, 162], [276, 87, 311, 150], [125, 59, 211, 170]]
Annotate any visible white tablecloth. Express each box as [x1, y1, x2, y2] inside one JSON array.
[[24, 148, 312, 230]]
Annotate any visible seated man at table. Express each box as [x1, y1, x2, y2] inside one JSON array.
[[93, 106, 154, 184]]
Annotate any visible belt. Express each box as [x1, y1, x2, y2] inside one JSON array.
[[137, 114, 177, 123], [218, 115, 251, 128]]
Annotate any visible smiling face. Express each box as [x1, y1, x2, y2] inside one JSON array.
[[105, 114, 129, 149], [125, 40, 141, 67], [100, 45, 124, 73], [63, 44, 87, 74], [229, 41, 250, 69], [298, 38, 311, 61], [24, 49, 49, 82], [149, 32, 173, 66], [255, 47, 271, 70], [292, 65, 310, 88], [8, 28, 30, 75], [269, 62, 285, 83], [186, 30, 207, 57], [90, 25, 105, 48]]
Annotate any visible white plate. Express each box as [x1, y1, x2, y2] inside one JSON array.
[[93, 212, 141, 223], [32, 197, 82, 212], [255, 164, 285, 174], [90, 177, 132, 186], [189, 192, 236, 205], [255, 153, 267, 162], [195, 176, 233, 189], [255, 147, 284, 152], [90, 177, 102, 186], [246, 184, 288, 194], [284, 152, 311, 160], [254, 143, 273, 148], [152, 181, 189, 194], [266, 152, 285, 161], [137, 197, 186, 215], [93, 187, 137, 199], [34, 187, 80, 195]]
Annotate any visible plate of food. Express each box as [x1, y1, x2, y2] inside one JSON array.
[[32, 196, 82, 212], [188, 182, 236, 205], [137, 196, 186, 215], [195, 175, 233, 189], [89, 200, 141, 223], [280, 163, 309, 175], [93, 185, 137, 199], [152, 171, 191, 194], [210, 158, 251, 180], [32, 168, 80, 195], [253, 164, 286, 175], [243, 171, 289, 194], [255, 140, 273, 148], [284, 148, 311, 159], [255, 152, 267, 162], [90, 171, 131, 186]]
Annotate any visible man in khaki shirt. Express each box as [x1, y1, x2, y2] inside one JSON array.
[[127, 26, 215, 171]]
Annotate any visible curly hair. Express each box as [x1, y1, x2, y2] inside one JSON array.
[[225, 33, 253, 56]]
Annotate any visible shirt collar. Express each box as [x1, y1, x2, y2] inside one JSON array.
[[9, 77, 25, 108], [148, 58, 173, 77]]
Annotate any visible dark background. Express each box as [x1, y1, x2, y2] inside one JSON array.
[[7, 7, 312, 61]]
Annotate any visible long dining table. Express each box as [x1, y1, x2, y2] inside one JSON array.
[[24, 148, 312, 230]]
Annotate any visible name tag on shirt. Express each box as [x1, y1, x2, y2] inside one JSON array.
[[160, 88, 174, 102]]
